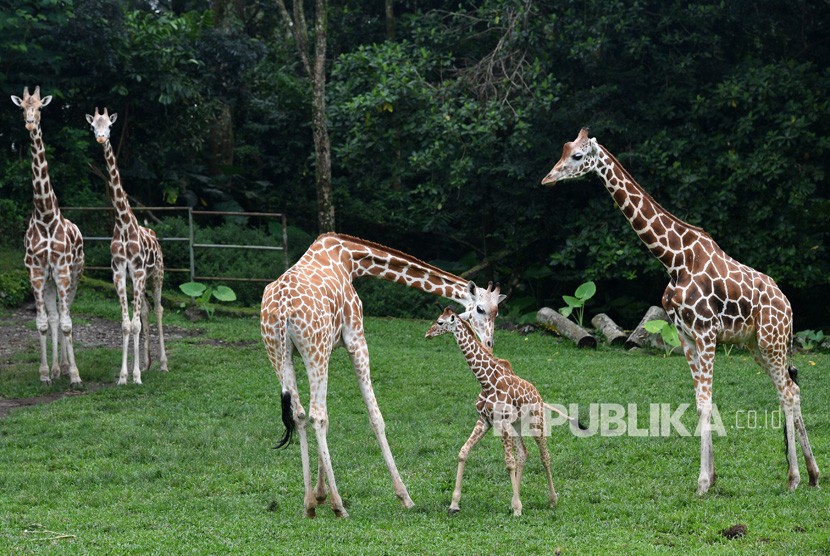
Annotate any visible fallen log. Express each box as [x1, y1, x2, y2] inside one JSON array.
[[537, 307, 597, 349], [625, 305, 669, 350], [591, 313, 627, 346]]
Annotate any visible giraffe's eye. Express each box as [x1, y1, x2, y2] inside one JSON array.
[[476, 305, 485, 315], [572, 153, 584, 161]]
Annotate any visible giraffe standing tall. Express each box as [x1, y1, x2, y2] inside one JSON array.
[[425, 307, 564, 516], [260, 233, 505, 517], [11, 86, 84, 386], [86, 107, 168, 385], [541, 128, 820, 494]]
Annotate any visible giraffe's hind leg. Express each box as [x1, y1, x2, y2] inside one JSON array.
[[750, 338, 817, 490]]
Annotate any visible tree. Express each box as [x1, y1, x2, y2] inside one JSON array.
[[275, 0, 335, 233]]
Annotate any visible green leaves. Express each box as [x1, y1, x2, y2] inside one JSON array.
[[559, 281, 596, 326], [643, 319, 681, 356], [179, 281, 237, 319]]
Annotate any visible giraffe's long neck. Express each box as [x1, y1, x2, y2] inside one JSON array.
[[336, 234, 469, 301], [452, 320, 501, 389], [594, 146, 709, 273], [28, 125, 61, 225], [103, 139, 137, 234]]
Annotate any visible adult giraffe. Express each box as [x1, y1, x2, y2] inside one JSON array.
[[541, 128, 819, 494], [86, 107, 168, 385], [260, 233, 505, 517], [11, 86, 84, 386]]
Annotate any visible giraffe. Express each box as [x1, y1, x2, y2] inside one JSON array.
[[260, 232, 505, 517], [541, 128, 820, 494], [86, 107, 168, 385], [11, 86, 84, 386], [425, 306, 566, 516]]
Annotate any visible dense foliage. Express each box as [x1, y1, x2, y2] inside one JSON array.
[[1, 0, 827, 326]]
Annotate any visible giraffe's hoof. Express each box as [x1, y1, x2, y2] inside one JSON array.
[[69, 381, 84, 391], [333, 507, 349, 518], [448, 507, 460, 516], [787, 476, 800, 491], [41, 378, 52, 387], [305, 507, 317, 519], [50, 367, 61, 380]]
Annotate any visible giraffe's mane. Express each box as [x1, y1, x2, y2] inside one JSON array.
[[323, 233, 468, 286], [599, 146, 711, 238]]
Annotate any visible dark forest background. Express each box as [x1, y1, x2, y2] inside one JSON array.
[[1, 0, 827, 329]]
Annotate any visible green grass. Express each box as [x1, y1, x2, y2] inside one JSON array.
[[1, 291, 828, 554]]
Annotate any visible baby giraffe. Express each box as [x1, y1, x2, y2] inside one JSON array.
[[426, 307, 566, 516]]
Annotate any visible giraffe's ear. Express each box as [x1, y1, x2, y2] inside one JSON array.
[[10, 95, 22, 107], [40, 95, 52, 107], [109, 112, 118, 124], [85, 114, 94, 125], [466, 280, 477, 297], [498, 294, 507, 304], [449, 314, 456, 323]]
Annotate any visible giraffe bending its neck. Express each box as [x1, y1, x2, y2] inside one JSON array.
[[86, 107, 168, 385], [11, 86, 84, 386], [542, 128, 819, 494], [425, 307, 560, 516], [261, 233, 505, 517]]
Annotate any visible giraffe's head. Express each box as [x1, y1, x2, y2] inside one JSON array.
[[540, 127, 600, 186], [425, 306, 462, 339], [459, 281, 505, 351], [85, 107, 118, 144], [10, 86, 52, 131]]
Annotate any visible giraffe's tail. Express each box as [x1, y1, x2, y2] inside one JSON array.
[[543, 402, 587, 431], [783, 331, 799, 459], [274, 390, 294, 449], [274, 304, 294, 450]]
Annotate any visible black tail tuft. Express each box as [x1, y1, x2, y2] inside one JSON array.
[[783, 365, 800, 460], [274, 390, 294, 449]]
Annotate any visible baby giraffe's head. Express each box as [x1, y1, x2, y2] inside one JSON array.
[[425, 307, 461, 339]]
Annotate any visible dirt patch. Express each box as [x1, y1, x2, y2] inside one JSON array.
[[0, 304, 199, 416]]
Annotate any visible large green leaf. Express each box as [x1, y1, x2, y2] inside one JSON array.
[[180, 282, 207, 297], [562, 295, 582, 308], [574, 281, 596, 300], [643, 320, 667, 333], [213, 285, 237, 302]]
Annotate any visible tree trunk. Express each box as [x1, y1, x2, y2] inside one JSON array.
[[276, 0, 335, 233], [537, 307, 597, 349], [625, 306, 669, 350], [311, 0, 334, 232], [385, 0, 395, 41], [591, 313, 627, 346]]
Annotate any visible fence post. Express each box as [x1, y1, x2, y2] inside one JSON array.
[[188, 207, 195, 283]]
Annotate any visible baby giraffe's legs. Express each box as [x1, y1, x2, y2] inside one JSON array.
[[512, 435, 529, 491], [502, 429, 522, 516], [449, 418, 490, 515], [534, 431, 558, 507]]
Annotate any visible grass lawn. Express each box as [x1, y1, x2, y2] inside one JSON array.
[[1, 287, 828, 554]]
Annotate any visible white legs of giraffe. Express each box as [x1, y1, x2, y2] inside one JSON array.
[[29, 268, 81, 386], [114, 264, 167, 385], [449, 415, 557, 516], [678, 323, 820, 495], [748, 332, 820, 489], [449, 417, 490, 514]]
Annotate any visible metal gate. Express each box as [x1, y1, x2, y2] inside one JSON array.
[[64, 207, 288, 283]]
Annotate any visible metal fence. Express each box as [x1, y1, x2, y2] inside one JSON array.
[[64, 206, 288, 283]]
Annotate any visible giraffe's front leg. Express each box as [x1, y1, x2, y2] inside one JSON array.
[[55, 273, 81, 386], [682, 330, 717, 495], [29, 273, 51, 384], [502, 430, 522, 516], [449, 418, 490, 515], [114, 269, 131, 385], [44, 280, 61, 381], [130, 271, 147, 384]]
